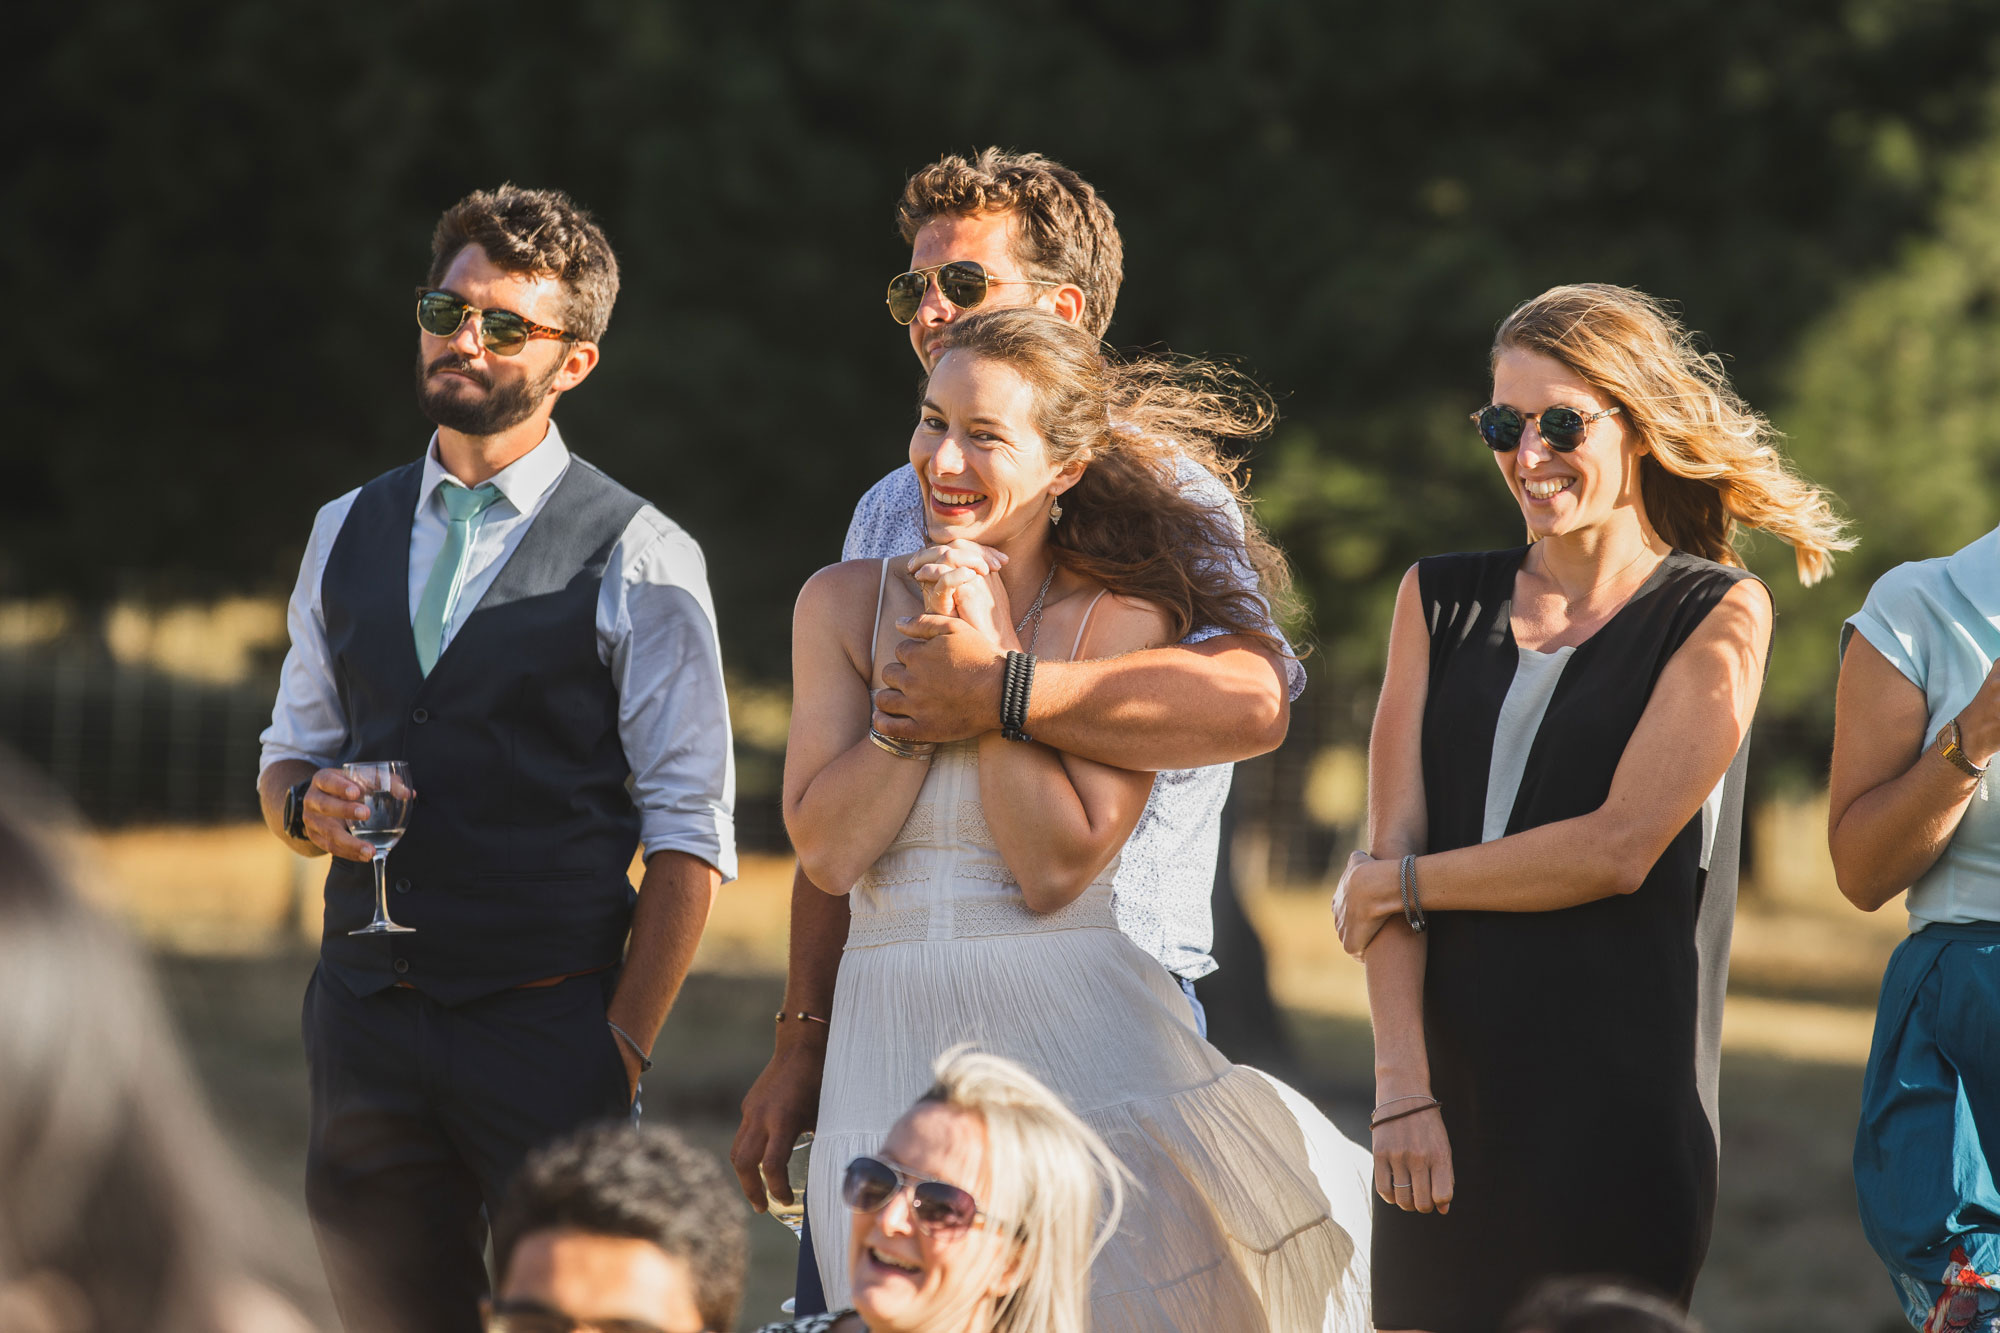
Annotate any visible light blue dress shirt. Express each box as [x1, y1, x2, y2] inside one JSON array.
[[1843, 524, 2000, 930], [260, 423, 737, 880]]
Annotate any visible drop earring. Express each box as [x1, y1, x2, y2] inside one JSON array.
[[1050, 497, 1064, 526]]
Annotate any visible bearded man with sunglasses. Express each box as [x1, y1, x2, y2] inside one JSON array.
[[730, 147, 1305, 1315], [257, 184, 735, 1333]]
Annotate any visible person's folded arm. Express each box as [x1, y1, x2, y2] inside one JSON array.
[[1336, 577, 1772, 955], [1827, 633, 1997, 910], [976, 594, 1168, 911], [783, 562, 936, 894], [1341, 566, 1453, 1213]]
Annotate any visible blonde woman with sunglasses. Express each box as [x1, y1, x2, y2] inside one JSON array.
[[756, 1049, 1120, 1333], [1335, 284, 1848, 1332]]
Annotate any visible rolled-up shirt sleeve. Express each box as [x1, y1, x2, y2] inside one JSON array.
[[602, 508, 738, 881], [259, 491, 359, 774]]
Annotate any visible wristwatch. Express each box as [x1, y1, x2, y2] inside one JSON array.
[[283, 778, 313, 841], [1935, 718, 1988, 780]]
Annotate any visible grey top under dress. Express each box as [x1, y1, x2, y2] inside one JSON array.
[[1370, 547, 1758, 1333]]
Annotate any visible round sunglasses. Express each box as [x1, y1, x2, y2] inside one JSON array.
[[843, 1154, 1003, 1238], [885, 261, 1066, 325], [1472, 403, 1622, 453], [415, 289, 573, 357]]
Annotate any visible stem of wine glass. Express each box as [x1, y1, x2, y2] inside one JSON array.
[[371, 850, 391, 926]]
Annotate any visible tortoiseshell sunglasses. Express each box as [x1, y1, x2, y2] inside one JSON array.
[[415, 289, 572, 356]]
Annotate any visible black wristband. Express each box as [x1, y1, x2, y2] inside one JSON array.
[[284, 778, 312, 841], [1001, 650, 1037, 742]]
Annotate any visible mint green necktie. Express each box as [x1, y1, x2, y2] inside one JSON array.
[[413, 482, 502, 676]]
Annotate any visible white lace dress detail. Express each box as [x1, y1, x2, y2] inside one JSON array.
[[810, 738, 1374, 1331]]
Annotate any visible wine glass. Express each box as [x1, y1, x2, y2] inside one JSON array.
[[344, 760, 415, 936], [766, 1131, 813, 1237]]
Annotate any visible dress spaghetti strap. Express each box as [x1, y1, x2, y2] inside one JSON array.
[[868, 557, 890, 681], [1068, 588, 1111, 661]]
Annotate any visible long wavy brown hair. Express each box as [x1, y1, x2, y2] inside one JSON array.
[[1494, 284, 1853, 584], [926, 309, 1294, 654]]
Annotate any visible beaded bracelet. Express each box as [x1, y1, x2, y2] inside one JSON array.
[[775, 1010, 830, 1027]]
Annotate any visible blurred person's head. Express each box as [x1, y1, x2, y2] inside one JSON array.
[[916, 308, 1293, 655], [844, 1048, 1125, 1333], [1485, 282, 1851, 585], [487, 1122, 747, 1333], [416, 184, 618, 439], [1502, 1277, 1702, 1333], [0, 754, 304, 1333], [892, 148, 1122, 368]]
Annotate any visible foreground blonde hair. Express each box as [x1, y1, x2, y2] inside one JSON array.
[[919, 1048, 1125, 1333], [1495, 283, 1852, 585]]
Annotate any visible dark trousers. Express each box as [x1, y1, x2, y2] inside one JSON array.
[[303, 963, 635, 1333], [791, 973, 1209, 1316]]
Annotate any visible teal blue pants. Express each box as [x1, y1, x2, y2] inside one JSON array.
[[1856, 921, 2000, 1331]]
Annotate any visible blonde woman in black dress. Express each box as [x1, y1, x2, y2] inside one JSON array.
[[1334, 285, 1850, 1332]]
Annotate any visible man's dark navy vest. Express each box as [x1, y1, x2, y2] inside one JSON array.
[[319, 454, 646, 1005]]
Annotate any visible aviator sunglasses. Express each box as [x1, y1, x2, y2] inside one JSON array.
[[415, 288, 573, 357], [843, 1154, 1002, 1238], [885, 261, 1067, 325], [1472, 403, 1623, 453]]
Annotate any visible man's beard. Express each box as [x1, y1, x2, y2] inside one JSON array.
[[414, 350, 559, 436]]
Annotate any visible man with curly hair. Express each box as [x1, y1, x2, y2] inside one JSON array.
[[258, 184, 735, 1333], [488, 1123, 749, 1333]]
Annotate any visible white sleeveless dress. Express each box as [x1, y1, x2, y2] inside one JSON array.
[[807, 564, 1373, 1331]]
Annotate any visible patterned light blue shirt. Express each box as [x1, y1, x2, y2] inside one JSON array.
[[842, 462, 1304, 979]]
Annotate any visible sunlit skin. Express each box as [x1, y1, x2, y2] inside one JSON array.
[[487, 1229, 708, 1333], [904, 213, 1085, 369], [421, 244, 599, 485], [1487, 346, 1670, 633], [906, 350, 1086, 638], [846, 1103, 1021, 1333]]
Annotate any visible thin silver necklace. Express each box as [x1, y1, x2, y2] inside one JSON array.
[[1012, 563, 1059, 653]]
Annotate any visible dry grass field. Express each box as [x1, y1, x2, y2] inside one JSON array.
[[103, 817, 1914, 1332]]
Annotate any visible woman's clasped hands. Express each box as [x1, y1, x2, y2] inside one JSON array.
[[906, 539, 1019, 648]]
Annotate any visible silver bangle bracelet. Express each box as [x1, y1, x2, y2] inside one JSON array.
[[869, 728, 937, 760], [607, 1020, 653, 1073]]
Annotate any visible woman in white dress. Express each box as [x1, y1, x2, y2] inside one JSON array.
[[783, 308, 1372, 1332]]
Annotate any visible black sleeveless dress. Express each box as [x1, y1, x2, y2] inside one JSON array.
[[1370, 548, 1755, 1332]]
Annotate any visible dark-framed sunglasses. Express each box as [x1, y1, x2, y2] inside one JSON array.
[[484, 1308, 691, 1333], [843, 1154, 1001, 1238], [1472, 403, 1623, 453], [885, 261, 1067, 325], [415, 288, 573, 357]]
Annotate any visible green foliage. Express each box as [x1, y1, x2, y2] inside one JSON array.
[[1767, 110, 2000, 778], [11, 0, 2000, 720]]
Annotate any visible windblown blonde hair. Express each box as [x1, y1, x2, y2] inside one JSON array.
[[913, 1048, 1125, 1333], [1494, 283, 1852, 584]]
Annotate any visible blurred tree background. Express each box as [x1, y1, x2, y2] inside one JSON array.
[[13, 0, 2000, 853]]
